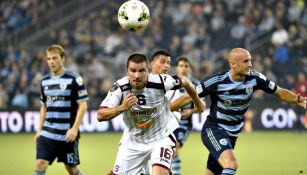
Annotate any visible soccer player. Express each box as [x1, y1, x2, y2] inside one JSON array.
[[106, 49, 178, 175], [97, 53, 204, 175], [171, 48, 307, 175], [34, 44, 88, 175], [170, 57, 200, 175]]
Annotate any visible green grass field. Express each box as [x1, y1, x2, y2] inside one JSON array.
[[1, 131, 307, 175]]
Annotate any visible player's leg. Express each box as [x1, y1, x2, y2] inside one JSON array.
[[151, 134, 177, 175], [65, 165, 82, 175], [109, 140, 126, 174], [34, 136, 57, 175], [172, 126, 190, 175], [201, 124, 238, 175], [205, 154, 223, 175], [58, 140, 83, 175], [34, 159, 49, 175], [118, 140, 151, 175], [218, 149, 237, 175]]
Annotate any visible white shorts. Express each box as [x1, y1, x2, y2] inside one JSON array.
[[112, 134, 177, 175]]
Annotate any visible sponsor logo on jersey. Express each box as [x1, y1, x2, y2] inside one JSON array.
[[47, 96, 65, 102], [130, 108, 157, 116], [224, 100, 232, 106]]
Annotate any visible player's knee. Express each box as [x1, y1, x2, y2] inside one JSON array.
[[223, 158, 238, 170], [35, 159, 48, 171], [65, 165, 78, 175]]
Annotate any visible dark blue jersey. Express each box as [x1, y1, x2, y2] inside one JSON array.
[[40, 69, 88, 141], [196, 70, 278, 137]]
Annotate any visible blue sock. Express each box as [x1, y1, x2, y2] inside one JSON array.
[[171, 156, 181, 175], [34, 171, 46, 175], [76, 170, 82, 175], [221, 168, 236, 175]]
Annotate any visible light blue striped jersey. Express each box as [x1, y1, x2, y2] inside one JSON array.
[[196, 71, 278, 137], [40, 69, 88, 141]]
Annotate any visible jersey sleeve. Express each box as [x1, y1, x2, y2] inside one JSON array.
[[195, 76, 216, 98], [254, 72, 278, 94], [74, 76, 89, 102], [163, 74, 182, 92], [40, 80, 46, 104], [100, 83, 122, 108]]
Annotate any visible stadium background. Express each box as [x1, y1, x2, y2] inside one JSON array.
[[0, 0, 307, 174]]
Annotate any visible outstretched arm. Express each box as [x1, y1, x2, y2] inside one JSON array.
[[97, 93, 138, 121], [275, 88, 307, 108], [180, 76, 205, 113], [169, 94, 192, 111]]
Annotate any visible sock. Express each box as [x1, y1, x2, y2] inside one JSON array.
[[221, 168, 236, 175], [34, 171, 46, 175], [76, 170, 82, 175], [171, 156, 181, 175]]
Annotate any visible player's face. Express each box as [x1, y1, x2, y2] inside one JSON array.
[[235, 53, 252, 76], [127, 61, 149, 89], [176, 61, 190, 77], [151, 55, 171, 74], [46, 51, 65, 76]]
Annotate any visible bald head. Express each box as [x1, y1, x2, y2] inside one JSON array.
[[227, 48, 252, 81], [228, 48, 250, 64]]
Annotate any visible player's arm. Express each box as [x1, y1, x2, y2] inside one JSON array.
[[169, 93, 192, 111], [66, 101, 88, 142], [181, 107, 199, 119], [34, 104, 46, 143], [180, 76, 205, 113], [97, 93, 138, 121], [275, 88, 307, 108]]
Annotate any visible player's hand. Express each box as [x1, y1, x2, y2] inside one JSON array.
[[121, 93, 138, 111], [181, 108, 198, 119], [195, 101, 206, 113], [297, 94, 307, 109], [66, 128, 78, 143], [34, 132, 40, 144]]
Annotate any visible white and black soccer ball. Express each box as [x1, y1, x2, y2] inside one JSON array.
[[118, 0, 150, 32]]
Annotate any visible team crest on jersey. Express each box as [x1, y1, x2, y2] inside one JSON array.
[[76, 77, 83, 86], [60, 83, 67, 90], [219, 139, 228, 146], [224, 100, 232, 106], [246, 87, 253, 95]]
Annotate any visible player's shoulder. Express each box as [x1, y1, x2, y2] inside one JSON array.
[[202, 71, 228, 85], [63, 69, 82, 79], [114, 76, 131, 92], [249, 70, 267, 81], [189, 76, 200, 85], [41, 74, 51, 81], [148, 73, 164, 83]]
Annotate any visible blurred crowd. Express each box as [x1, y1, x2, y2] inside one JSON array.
[[1, 0, 307, 109]]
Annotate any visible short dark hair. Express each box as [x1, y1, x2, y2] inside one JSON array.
[[176, 56, 191, 66], [46, 44, 65, 58], [151, 49, 170, 62], [126, 53, 149, 69]]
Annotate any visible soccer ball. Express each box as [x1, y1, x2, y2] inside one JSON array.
[[118, 0, 150, 32]]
